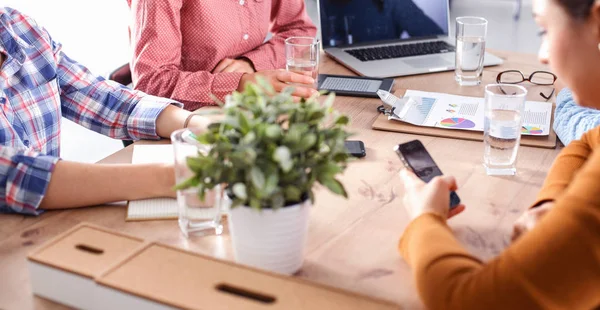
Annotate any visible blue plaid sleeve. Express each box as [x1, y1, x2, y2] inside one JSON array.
[[0, 146, 60, 216], [554, 88, 600, 145], [51, 40, 182, 140]]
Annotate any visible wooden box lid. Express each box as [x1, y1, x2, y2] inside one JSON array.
[[97, 243, 400, 310], [28, 224, 144, 279]]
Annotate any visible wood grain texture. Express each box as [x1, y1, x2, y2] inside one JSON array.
[[0, 50, 562, 310]]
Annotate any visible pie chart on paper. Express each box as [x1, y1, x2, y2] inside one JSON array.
[[521, 126, 544, 135], [440, 118, 476, 129]]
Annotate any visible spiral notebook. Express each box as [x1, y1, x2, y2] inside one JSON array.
[[126, 145, 178, 221]]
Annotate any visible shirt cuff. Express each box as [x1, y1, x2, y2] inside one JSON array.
[[127, 95, 183, 140], [242, 49, 276, 72], [5, 153, 60, 216], [211, 72, 245, 102]]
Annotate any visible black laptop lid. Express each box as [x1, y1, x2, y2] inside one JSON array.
[[319, 0, 450, 48]]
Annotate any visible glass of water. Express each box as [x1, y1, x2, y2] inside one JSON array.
[[455, 17, 488, 86], [285, 37, 319, 87], [171, 128, 224, 237], [483, 84, 527, 176]]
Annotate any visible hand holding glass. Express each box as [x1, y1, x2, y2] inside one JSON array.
[[285, 37, 319, 88]]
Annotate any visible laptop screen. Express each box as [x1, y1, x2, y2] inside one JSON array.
[[319, 0, 449, 48]]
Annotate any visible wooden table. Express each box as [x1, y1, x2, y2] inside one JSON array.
[[0, 50, 562, 310]]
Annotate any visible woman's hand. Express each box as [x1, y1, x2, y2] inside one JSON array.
[[511, 202, 554, 242], [238, 70, 317, 99], [399, 169, 466, 221], [213, 58, 255, 74]]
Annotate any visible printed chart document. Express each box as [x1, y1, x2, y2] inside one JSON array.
[[127, 145, 178, 221], [379, 90, 553, 136]]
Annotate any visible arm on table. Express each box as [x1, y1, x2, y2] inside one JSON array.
[[399, 151, 600, 309], [241, 0, 317, 71], [554, 88, 600, 145], [129, 0, 244, 108], [39, 161, 174, 210], [0, 148, 172, 214]]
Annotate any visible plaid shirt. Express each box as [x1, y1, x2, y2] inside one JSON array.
[[0, 7, 180, 215]]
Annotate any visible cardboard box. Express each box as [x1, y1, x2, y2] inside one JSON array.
[[27, 224, 144, 309], [95, 243, 400, 310]]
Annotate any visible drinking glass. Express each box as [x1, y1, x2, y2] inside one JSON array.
[[285, 37, 320, 87], [171, 128, 224, 237], [455, 17, 488, 86], [483, 84, 527, 176]]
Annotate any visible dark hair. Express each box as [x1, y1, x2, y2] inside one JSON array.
[[555, 0, 595, 19]]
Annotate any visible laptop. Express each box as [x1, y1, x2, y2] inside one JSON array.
[[318, 0, 503, 78]]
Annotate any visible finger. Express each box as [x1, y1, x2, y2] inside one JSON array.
[[213, 59, 234, 73], [276, 70, 315, 85], [399, 169, 423, 187], [272, 81, 316, 97], [448, 204, 465, 219], [222, 62, 240, 73], [436, 175, 459, 192]]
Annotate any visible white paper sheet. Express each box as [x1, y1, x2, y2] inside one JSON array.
[[127, 145, 178, 221], [382, 90, 552, 136]]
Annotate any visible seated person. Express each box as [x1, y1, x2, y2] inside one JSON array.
[[554, 87, 600, 145], [397, 0, 600, 308], [128, 0, 318, 110], [320, 0, 446, 47], [0, 7, 219, 215]]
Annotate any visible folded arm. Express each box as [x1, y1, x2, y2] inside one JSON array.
[[241, 0, 317, 71], [129, 0, 244, 108], [554, 88, 600, 145]]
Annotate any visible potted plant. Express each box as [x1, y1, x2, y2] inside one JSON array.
[[177, 79, 352, 274]]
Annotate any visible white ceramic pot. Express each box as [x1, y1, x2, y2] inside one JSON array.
[[228, 200, 311, 275]]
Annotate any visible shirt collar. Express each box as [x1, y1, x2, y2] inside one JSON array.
[[0, 10, 33, 76], [0, 10, 33, 74]]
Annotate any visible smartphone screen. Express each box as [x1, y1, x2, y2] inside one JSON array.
[[394, 140, 461, 209]]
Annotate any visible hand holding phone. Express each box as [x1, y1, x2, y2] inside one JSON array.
[[394, 140, 461, 209]]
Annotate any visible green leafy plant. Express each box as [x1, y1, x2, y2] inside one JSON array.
[[176, 79, 352, 210]]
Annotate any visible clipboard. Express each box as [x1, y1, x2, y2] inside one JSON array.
[[372, 105, 558, 149]]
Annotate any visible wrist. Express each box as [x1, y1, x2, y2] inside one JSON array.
[[238, 73, 250, 91], [158, 164, 176, 198], [410, 209, 447, 222]]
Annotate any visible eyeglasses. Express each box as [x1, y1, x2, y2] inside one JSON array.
[[496, 70, 557, 101]]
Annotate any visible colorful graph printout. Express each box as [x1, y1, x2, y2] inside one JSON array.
[[521, 126, 544, 135], [440, 118, 476, 129]]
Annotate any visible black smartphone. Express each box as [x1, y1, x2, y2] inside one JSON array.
[[394, 140, 461, 209], [345, 140, 366, 158]]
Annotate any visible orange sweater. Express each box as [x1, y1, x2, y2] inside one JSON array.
[[399, 128, 600, 309]]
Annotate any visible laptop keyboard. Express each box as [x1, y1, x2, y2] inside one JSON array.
[[346, 41, 455, 62]]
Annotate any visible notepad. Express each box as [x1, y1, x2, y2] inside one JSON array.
[[126, 145, 178, 221]]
